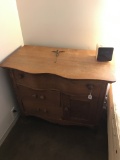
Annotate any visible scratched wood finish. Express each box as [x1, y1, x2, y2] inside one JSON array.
[[0, 45, 116, 82]]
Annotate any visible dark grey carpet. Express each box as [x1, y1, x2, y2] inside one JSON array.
[[0, 113, 108, 160]]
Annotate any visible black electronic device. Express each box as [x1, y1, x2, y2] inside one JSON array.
[[96, 45, 114, 61]]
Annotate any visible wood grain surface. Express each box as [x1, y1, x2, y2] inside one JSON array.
[[0, 45, 116, 82]]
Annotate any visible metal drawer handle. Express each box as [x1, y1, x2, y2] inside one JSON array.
[[32, 94, 38, 98], [86, 84, 94, 90], [19, 73, 24, 79], [43, 108, 47, 113], [38, 108, 47, 113], [64, 107, 69, 112], [39, 95, 45, 100], [87, 84, 94, 100]]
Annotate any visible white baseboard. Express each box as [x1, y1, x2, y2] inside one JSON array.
[[0, 113, 20, 146]]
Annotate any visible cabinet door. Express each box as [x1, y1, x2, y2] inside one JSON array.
[[61, 93, 99, 125]]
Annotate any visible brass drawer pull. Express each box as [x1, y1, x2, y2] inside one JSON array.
[[32, 94, 38, 98], [86, 84, 94, 90], [59, 117, 63, 120], [64, 107, 69, 112], [39, 95, 45, 100], [19, 73, 24, 79], [43, 108, 47, 113], [38, 108, 47, 113]]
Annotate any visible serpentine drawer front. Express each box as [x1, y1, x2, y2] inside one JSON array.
[[0, 45, 116, 127], [13, 70, 103, 95]]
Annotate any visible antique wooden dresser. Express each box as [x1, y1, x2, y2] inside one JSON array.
[[0, 45, 116, 127]]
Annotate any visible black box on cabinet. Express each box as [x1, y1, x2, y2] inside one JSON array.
[[96, 45, 114, 61]]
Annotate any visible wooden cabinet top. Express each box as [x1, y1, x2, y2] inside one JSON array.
[[0, 45, 116, 82]]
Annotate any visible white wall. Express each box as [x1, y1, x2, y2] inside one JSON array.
[[0, 0, 23, 62], [16, 0, 120, 50], [16, 0, 106, 50], [0, 0, 23, 145]]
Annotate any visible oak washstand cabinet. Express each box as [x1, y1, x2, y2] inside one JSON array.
[[0, 45, 116, 127]]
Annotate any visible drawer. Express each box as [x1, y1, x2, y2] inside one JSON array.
[[13, 70, 39, 88], [17, 86, 62, 119], [13, 70, 106, 96]]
